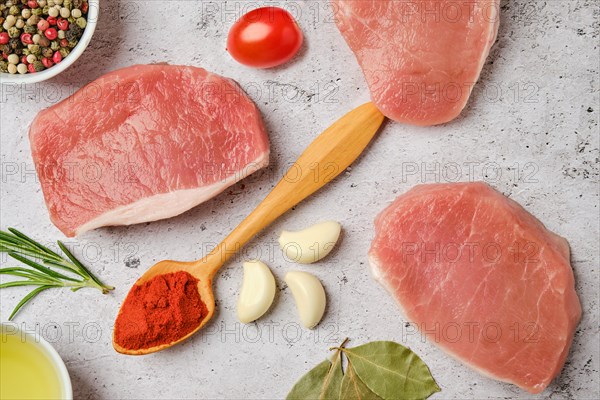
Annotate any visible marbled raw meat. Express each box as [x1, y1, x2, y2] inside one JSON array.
[[332, 0, 500, 125], [369, 182, 581, 393], [29, 65, 269, 237]]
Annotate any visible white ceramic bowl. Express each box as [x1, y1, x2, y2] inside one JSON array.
[[1, 323, 73, 399], [0, 0, 99, 85]]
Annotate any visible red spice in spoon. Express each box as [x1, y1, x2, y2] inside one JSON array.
[[114, 271, 207, 350]]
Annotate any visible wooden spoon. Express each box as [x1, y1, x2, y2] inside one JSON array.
[[113, 102, 385, 355]]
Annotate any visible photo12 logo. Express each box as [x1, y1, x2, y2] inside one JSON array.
[[1, 321, 104, 344], [0, 238, 139, 266], [399, 161, 540, 185], [197, 238, 341, 265], [400, 240, 541, 264], [198, 320, 341, 345], [402, 321, 541, 344]]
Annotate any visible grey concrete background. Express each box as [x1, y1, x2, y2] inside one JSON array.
[[0, 1, 598, 399]]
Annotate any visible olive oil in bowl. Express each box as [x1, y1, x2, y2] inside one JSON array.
[[1, 325, 72, 399]]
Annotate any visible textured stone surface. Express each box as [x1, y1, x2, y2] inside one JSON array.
[[0, 1, 598, 399]]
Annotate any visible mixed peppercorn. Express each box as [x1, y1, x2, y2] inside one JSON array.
[[0, 0, 88, 74]]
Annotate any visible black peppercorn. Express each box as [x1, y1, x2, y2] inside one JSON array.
[[38, 36, 50, 47], [65, 27, 81, 42], [32, 60, 44, 72], [41, 46, 53, 58], [8, 37, 22, 50]]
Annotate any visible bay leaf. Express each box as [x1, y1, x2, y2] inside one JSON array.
[[342, 341, 440, 400], [320, 348, 344, 399], [286, 359, 330, 400], [286, 349, 344, 400], [340, 360, 383, 400]]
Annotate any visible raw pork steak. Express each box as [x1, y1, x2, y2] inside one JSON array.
[[369, 183, 581, 393], [29, 65, 269, 237], [332, 0, 500, 125]]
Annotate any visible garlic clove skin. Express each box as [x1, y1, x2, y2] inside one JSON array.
[[285, 271, 326, 329], [237, 260, 276, 324], [278, 221, 342, 264]]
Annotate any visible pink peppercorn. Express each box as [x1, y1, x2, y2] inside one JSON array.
[[0, 32, 9, 45], [52, 51, 62, 64], [57, 18, 68, 31], [21, 55, 28, 64], [60, 39, 69, 47], [44, 28, 58, 40], [42, 57, 54, 68], [47, 16, 57, 26], [21, 33, 33, 45], [27, 0, 38, 9], [28, 63, 36, 73], [82, 2, 88, 13], [38, 19, 50, 31]]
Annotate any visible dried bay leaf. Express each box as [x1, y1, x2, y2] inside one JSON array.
[[286, 340, 440, 400], [339, 360, 383, 400], [287, 359, 330, 399], [342, 341, 440, 400], [321, 347, 344, 399], [286, 348, 344, 400]]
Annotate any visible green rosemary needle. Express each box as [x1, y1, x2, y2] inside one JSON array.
[[0, 228, 114, 320]]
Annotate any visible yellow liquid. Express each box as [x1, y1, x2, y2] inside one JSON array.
[[0, 331, 64, 400]]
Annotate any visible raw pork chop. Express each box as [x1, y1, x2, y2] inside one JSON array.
[[29, 65, 269, 237], [369, 183, 581, 393], [332, 0, 500, 125]]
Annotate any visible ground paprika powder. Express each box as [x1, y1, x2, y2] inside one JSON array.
[[114, 271, 207, 350]]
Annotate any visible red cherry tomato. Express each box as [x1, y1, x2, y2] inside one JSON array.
[[227, 7, 303, 69]]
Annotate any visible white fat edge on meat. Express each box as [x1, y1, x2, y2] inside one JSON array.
[[74, 152, 269, 236]]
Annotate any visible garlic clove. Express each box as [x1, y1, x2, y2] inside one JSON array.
[[285, 271, 326, 329], [237, 260, 276, 324], [278, 221, 342, 264]]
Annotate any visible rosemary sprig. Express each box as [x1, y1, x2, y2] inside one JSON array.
[[0, 228, 114, 320]]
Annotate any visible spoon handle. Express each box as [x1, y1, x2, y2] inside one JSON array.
[[202, 102, 385, 277]]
